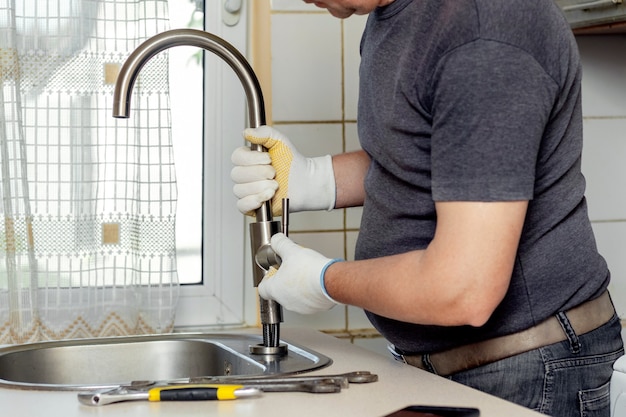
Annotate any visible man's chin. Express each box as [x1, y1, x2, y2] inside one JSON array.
[[327, 8, 356, 18]]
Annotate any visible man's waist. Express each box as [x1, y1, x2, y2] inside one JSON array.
[[391, 291, 616, 377]]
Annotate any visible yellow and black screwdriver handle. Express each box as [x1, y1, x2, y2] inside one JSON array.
[[148, 384, 248, 401], [78, 383, 262, 406]]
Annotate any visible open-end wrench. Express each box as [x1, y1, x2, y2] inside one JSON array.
[[187, 371, 378, 389], [239, 381, 342, 394], [78, 380, 341, 406]]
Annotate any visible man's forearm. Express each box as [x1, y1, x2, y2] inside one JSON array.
[[332, 150, 370, 209]]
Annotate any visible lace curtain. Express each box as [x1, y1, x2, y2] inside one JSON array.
[[0, 0, 179, 344]]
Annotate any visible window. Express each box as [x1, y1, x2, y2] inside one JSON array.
[[169, 0, 204, 285], [169, 0, 248, 328]]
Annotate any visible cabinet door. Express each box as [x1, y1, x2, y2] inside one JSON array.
[[556, 0, 626, 32]]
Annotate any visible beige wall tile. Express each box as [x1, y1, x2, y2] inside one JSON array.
[[582, 118, 626, 221], [271, 13, 342, 121], [343, 15, 368, 120], [578, 36, 626, 118], [270, 0, 319, 12]]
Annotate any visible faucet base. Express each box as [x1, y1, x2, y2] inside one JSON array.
[[249, 343, 288, 356]]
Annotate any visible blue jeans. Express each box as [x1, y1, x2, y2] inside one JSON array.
[[449, 313, 624, 417]]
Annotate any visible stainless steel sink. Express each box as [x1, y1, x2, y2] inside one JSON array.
[[0, 333, 332, 391]]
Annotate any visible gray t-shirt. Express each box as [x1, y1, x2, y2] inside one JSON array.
[[356, 0, 609, 354]]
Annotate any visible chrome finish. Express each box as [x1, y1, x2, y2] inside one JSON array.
[[77, 370, 377, 406], [0, 333, 331, 391], [249, 341, 288, 356], [251, 221, 282, 280], [111, 28, 284, 350], [112, 28, 265, 128], [282, 198, 289, 237], [249, 218, 286, 354], [192, 370, 379, 388], [79, 389, 149, 406], [248, 199, 290, 355]]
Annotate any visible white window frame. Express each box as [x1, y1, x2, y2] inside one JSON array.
[[174, 1, 249, 329]]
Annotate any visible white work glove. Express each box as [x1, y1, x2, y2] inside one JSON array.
[[258, 233, 343, 315], [231, 126, 336, 216]]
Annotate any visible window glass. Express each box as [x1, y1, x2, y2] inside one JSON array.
[[169, 0, 204, 284], [170, 0, 248, 328]]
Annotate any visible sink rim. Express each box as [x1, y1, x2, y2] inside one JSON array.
[[0, 332, 332, 391]]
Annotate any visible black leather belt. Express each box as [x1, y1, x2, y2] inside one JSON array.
[[397, 291, 615, 377]]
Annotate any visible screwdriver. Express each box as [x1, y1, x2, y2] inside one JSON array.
[[149, 384, 261, 401], [78, 384, 262, 406]]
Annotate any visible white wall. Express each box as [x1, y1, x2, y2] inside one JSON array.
[[578, 36, 626, 318]]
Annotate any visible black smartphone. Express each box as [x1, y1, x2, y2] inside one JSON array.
[[383, 405, 480, 417]]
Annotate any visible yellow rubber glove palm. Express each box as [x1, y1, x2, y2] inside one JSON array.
[[231, 126, 336, 216]]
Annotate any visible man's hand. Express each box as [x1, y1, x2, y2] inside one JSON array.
[[231, 126, 336, 216], [258, 233, 342, 314]]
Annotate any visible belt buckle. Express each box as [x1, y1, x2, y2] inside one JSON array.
[[387, 344, 408, 364]]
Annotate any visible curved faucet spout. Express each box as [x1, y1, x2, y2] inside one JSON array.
[[113, 29, 284, 353], [113, 29, 272, 221], [113, 28, 265, 129], [112, 28, 270, 223]]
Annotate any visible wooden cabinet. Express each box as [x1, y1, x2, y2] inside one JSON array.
[[555, 0, 626, 34]]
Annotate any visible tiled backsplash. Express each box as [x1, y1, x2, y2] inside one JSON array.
[[577, 36, 626, 320], [248, 3, 626, 355]]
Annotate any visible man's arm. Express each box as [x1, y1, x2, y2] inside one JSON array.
[[333, 150, 370, 209], [325, 200, 528, 327]]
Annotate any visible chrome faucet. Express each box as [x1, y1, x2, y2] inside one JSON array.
[[112, 28, 287, 355]]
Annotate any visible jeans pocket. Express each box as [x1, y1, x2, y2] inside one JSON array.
[[578, 380, 610, 417]]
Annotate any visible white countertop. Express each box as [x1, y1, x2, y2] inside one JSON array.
[[2, 327, 542, 417]]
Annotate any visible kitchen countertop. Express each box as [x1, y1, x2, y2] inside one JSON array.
[[3, 327, 542, 417]]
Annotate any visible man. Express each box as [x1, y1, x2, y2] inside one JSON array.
[[231, 1, 624, 416]]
